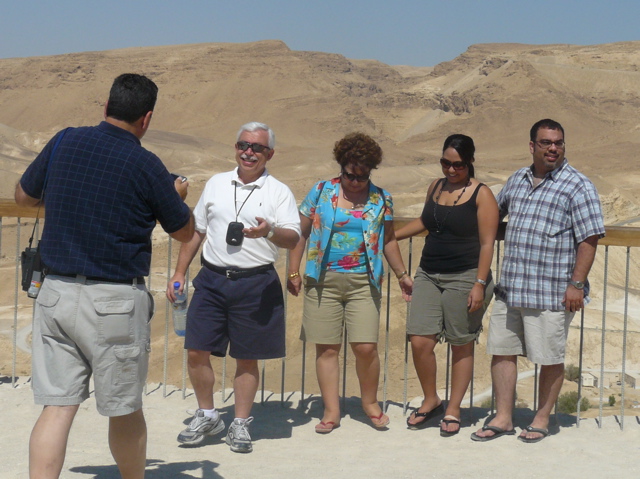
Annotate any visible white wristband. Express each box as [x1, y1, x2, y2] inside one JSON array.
[[266, 226, 276, 240]]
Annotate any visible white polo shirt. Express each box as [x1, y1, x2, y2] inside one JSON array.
[[194, 168, 301, 269]]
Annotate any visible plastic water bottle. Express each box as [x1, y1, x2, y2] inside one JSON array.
[[27, 271, 42, 299], [172, 281, 187, 337]]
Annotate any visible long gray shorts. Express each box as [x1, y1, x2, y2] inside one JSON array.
[[31, 275, 154, 416], [407, 267, 493, 345], [486, 298, 575, 365]]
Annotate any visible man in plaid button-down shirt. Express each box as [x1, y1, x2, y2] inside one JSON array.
[[472, 119, 605, 443]]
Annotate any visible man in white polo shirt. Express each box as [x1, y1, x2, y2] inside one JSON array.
[[167, 121, 300, 453]]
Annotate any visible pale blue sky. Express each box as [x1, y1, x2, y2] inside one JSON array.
[[1, 1, 638, 66]]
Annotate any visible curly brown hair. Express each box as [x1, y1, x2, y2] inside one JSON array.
[[333, 133, 383, 171]]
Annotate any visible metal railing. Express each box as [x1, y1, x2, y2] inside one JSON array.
[[2, 200, 639, 430]]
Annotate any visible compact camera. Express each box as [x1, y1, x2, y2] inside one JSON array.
[[226, 221, 245, 246], [170, 173, 188, 183]]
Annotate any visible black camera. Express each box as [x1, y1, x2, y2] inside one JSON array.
[[226, 221, 245, 246], [170, 173, 187, 183], [21, 247, 38, 291]]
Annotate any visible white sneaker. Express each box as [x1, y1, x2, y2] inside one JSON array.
[[225, 417, 254, 453], [177, 409, 225, 445]]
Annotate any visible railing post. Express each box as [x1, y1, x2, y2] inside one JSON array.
[[619, 247, 631, 430], [577, 308, 585, 426], [382, 269, 391, 412], [598, 246, 610, 427]]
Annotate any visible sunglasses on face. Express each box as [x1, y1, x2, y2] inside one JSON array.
[[236, 141, 271, 154], [440, 158, 467, 170], [341, 170, 370, 182]]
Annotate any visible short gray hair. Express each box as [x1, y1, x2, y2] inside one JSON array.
[[236, 122, 275, 149]]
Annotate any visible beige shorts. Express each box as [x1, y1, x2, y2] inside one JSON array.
[[31, 275, 154, 416], [301, 271, 381, 344], [486, 297, 575, 365]]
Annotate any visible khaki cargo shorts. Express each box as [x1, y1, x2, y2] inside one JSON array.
[[31, 275, 154, 416]]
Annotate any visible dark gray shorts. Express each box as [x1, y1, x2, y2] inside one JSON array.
[[407, 267, 493, 345]]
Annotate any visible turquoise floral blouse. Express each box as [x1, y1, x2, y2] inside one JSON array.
[[299, 177, 394, 292]]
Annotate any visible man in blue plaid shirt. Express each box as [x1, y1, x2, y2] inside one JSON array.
[[16, 74, 194, 478], [472, 119, 605, 443]]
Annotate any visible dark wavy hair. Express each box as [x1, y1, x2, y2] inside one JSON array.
[[529, 118, 564, 142], [333, 133, 383, 171], [443, 134, 476, 178], [105, 73, 158, 124]]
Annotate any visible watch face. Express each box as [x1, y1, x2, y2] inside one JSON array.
[[571, 280, 585, 289]]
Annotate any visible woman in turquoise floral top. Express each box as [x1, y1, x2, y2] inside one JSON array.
[[287, 133, 412, 433]]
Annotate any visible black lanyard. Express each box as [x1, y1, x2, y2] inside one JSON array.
[[233, 181, 257, 222]]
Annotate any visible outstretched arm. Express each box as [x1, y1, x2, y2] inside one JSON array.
[[166, 230, 205, 302]]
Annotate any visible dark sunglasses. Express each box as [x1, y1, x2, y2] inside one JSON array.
[[440, 158, 467, 170], [341, 170, 370, 182], [236, 141, 271, 154]]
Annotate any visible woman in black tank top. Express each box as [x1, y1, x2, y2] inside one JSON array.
[[396, 134, 499, 436]]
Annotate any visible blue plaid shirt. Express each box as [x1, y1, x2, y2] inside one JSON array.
[[20, 122, 191, 279], [494, 159, 605, 310]]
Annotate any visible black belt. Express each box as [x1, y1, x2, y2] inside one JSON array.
[[202, 258, 274, 280], [47, 271, 145, 285]]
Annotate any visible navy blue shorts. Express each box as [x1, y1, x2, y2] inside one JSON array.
[[184, 265, 286, 360]]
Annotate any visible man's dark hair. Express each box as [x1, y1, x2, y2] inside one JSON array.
[[530, 119, 564, 142], [105, 74, 158, 123]]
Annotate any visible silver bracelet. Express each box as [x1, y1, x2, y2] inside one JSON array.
[[475, 278, 487, 286]]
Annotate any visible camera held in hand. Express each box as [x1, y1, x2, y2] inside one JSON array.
[[226, 221, 245, 246]]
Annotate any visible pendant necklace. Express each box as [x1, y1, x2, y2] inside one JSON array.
[[342, 188, 366, 210], [433, 178, 470, 234]]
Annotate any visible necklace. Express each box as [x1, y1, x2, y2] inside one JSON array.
[[342, 188, 367, 210], [433, 178, 470, 234]]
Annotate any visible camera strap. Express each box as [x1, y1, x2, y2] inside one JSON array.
[[27, 128, 69, 248], [233, 182, 257, 222]]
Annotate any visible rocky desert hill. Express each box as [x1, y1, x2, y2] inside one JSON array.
[[1, 40, 639, 400], [1, 40, 639, 221]]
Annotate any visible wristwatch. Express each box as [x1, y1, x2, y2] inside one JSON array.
[[266, 225, 276, 240], [569, 280, 585, 290]]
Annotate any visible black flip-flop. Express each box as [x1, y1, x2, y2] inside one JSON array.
[[517, 425, 549, 443], [440, 416, 461, 437], [470, 425, 516, 442], [406, 403, 444, 429]]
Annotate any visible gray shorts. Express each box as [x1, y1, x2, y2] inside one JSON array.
[[301, 271, 382, 344], [407, 267, 493, 345], [486, 297, 575, 365], [31, 275, 154, 416]]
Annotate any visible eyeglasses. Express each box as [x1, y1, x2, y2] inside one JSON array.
[[236, 141, 271, 154], [341, 170, 370, 182], [535, 140, 565, 149], [440, 158, 467, 170]]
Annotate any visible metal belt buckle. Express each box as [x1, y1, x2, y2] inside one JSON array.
[[225, 270, 232, 279]]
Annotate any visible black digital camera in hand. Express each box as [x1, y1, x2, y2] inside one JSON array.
[[226, 221, 245, 246], [171, 173, 187, 183]]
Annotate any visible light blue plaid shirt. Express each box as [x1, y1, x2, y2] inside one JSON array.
[[494, 159, 605, 310]]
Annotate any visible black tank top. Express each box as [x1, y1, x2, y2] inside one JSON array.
[[419, 180, 484, 273]]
